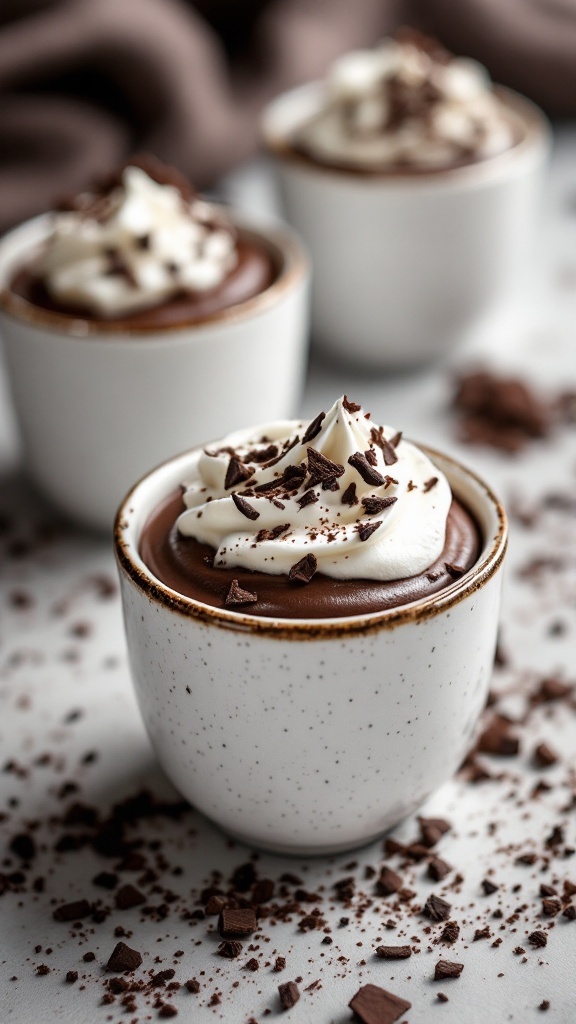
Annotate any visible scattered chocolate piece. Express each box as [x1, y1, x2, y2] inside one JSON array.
[[302, 411, 325, 444], [341, 482, 358, 506], [65, 971, 78, 984], [225, 457, 254, 490], [158, 1004, 178, 1018], [452, 369, 550, 452], [288, 553, 317, 584], [440, 922, 460, 943], [528, 931, 548, 948], [224, 580, 258, 607], [82, 951, 96, 962], [428, 858, 451, 882], [477, 718, 520, 757], [539, 1001, 550, 1012], [252, 879, 275, 904], [389, 431, 402, 448], [562, 905, 576, 920], [93, 871, 118, 890], [278, 981, 300, 1010], [296, 489, 318, 509], [356, 520, 383, 542], [36, 964, 50, 976], [218, 907, 257, 938], [218, 940, 243, 959], [538, 677, 572, 702], [375, 945, 412, 960], [348, 452, 386, 486], [273, 957, 286, 972], [376, 866, 403, 896], [106, 941, 143, 972], [434, 960, 464, 980], [534, 742, 559, 768], [348, 983, 411, 1024], [185, 979, 200, 993], [53, 899, 92, 922], [542, 898, 561, 917], [482, 879, 499, 895], [424, 894, 452, 921], [369, 428, 399, 466], [205, 894, 227, 915], [115, 884, 146, 910], [361, 496, 398, 515], [437, 993, 449, 1003], [231, 493, 260, 521], [306, 447, 345, 488], [418, 817, 451, 847], [9, 833, 36, 861]]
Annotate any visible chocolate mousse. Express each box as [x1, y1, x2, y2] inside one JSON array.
[[277, 30, 522, 176], [139, 397, 481, 619], [7, 155, 277, 329]]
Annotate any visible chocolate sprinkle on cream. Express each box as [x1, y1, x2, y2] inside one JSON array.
[[225, 458, 255, 490], [302, 411, 326, 444], [224, 580, 258, 606], [231, 493, 260, 521], [369, 428, 399, 465], [361, 495, 398, 516], [348, 452, 386, 486], [341, 482, 358, 506], [389, 431, 403, 448], [288, 553, 318, 584], [342, 396, 361, 413], [357, 521, 383, 542], [306, 447, 345, 488], [297, 489, 319, 509], [423, 476, 439, 492], [349, 983, 411, 1024]]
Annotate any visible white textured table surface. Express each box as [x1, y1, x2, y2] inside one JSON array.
[[1, 129, 575, 1024]]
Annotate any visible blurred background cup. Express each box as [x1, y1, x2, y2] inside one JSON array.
[[263, 83, 551, 369], [0, 214, 309, 532]]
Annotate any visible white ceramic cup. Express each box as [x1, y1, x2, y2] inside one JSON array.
[[0, 215, 310, 531], [114, 443, 507, 856], [262, 83, 550, 369]]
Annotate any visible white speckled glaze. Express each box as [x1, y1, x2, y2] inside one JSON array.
[[115, 446, 507, 855], [262, 83, 550, 368], [0, 215, 309, 532]]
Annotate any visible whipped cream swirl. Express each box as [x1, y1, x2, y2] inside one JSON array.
[[177, 397, 452, 581], [295, 34, 516, 170], [37, 166, 238, 316]]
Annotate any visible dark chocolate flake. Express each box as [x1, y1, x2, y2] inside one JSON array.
[[218, 907, 257, 938], [302, 411, 326, 444], [375, 945, 412, 960], [434, 960, 464, 980], [342, 396, 361, 413], [231, 493, 260, 521], [361, 495, 398, 515], [424, 894, 452, 921], [534, 742, 558, 768], [357, 520, 383, 542], [288, 553, 317, 584], [369, 428, 399, 465], [389, 431, 402, 448], [224, 580, 258, 607], [256, 524, 290, 542], [297, 489, 318, 509], [376, 866, 403, 896], [307, 447, 345, 487], [278, 981, 300, 1010], [348, 451, 386, 486], [225, 457, 255, 489], [482, 879, 499, 895], [423, 476, 439, 492], [349, 983, 411, 1024], [341, 482, 358, 506], [107, 941, 143, 972]]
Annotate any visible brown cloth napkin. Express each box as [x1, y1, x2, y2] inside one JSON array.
[[0, 0, 575, 235]]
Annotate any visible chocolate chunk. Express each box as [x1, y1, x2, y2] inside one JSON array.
[[341, 482, 358, 506], [477, 718, 520, 757], [369, 428, 399, 466], [65, 971, 78, 984], [474, 926, 491, 941], [252, 879, 275, 904], [218, 940, 243, 959], [244, 444, 278, 463], [158, 1005, 178, 1018], [296, 489, 318, 509], [365, 448, 378, 466], [534, 742, 558, 767], [428, 857, 451, 882], [418, 817, 451, 846], [423, 477, 439, 492], [306, 447, 345, 487], [542, 898, 561, 916], [218, 907, 257, 938], [288, 553, 317, 584], [539, 1001, 550, 1012], [481, 879, 499, 895], [342, 396, 361, 413], [376, 866, 403, 896], [245, 957, 259, 971], [53, 899, 92, 922], [348, 452, 386, 486], [434, 960, 464, 980], [375, 945, 412, 959], [357, 520, 383, 542], [528, 930, 548, 947], [278, 981, 300, 1010], [36, 964, 50, 976], [107, 941, 143, 972], [452, 370, 550, 452], [348, 983, 411, 1024], [424, 894, 452, 921], [273, 956, 287, 972], [538, 677, 572, 702], [204, 894, 227, 915], [115, 884, 146, 910], [231, 493, 260, 520], [9, 833, 36, 861], [302, 411, 325, 444], [93, 871, 118, 890], [82, 952, 96, 962], [361, 496, 398, 516], [440, 921, 460, 943], [562, 904, 576, 920], [224, 580, 258, 607], [225, 457, 255, 490]]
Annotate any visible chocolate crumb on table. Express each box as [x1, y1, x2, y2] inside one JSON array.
[[434, 960, 464, 980], [452, 368, 551, 451], [348, 983, 411, 1024], [278, 980, 300, 1009]]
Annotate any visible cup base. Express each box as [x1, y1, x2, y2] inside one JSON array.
[[222, 823, 401, 858]]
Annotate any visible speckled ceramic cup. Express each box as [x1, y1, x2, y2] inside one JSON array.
[[114, 445, 507, 855], [0, 214, 309, 531]]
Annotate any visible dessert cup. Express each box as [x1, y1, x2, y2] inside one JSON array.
[[263, 83, 550, 369], [114, 443, 507, 856], [0, 215, 309, 531]]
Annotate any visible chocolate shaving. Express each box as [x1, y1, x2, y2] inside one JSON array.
[[361, 495, 398, 516], [375, 945, 411, 959], [278, 981, 300, 1009], [423, 477, 439, 492], [342, 396, 361, 413], [434, 960, 464, 980], [231, 493, 260, 521], [369, 428, 399, 465], [288, 553, 317, 584], [348, 451, 386, 486], [244, 444, 278, 463], [224, 580, 258, 606], [341, 483, 358, 506], [302, 412, 326, 444], [389, 431, 402, 448], [356, 521, 383, 542], [297, 489, 318, 509], [306, 448, 345, 488], [376, 866, 403, 896], [225, 458, 254, 490]]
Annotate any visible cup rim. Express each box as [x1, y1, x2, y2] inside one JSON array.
[[0, 213, 309, 338], [113, 441, 508, 639], [262, 82, 551, 189]]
